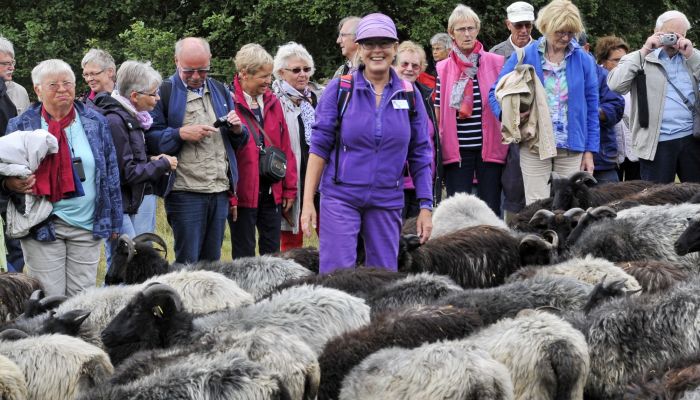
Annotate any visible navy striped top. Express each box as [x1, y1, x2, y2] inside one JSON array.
[[436, 77, 483, 149]]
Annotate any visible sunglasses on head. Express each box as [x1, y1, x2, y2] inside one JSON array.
[[285, 67, 312, 74]]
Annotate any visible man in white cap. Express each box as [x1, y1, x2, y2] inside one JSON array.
[[490, 1, 535, 59]]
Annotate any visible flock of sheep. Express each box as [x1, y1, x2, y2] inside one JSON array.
[[2, 172, 700, 399]]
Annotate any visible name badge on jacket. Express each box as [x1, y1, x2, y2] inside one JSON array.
[[392, 99, 409, 109]]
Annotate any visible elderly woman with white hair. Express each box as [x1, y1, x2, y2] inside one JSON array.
[[608, 10, 700, 184], [4, 59, 122, 296], [92, 61, 178, 270], [81, 48, 116, 106], [230, 43, 297, 258], [271, 42, 319, 251]]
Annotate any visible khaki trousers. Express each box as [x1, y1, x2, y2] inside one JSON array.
[[520, 144, 583, 205]]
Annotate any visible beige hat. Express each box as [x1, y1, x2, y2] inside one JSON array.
[[507, 1, 535, 23]]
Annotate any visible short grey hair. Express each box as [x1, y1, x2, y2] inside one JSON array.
[[81, 48, 116, 71], [338, 16, 361, 33], [116, 60, 162, 97], [0, 36, 15, 58], [175, 37, 211, 58], [430, 33, 452, 49], [31, 59, 75, 85], [273, 42, 315, 80], [448, 4, 481, 34], [655, 10, 691, 31]]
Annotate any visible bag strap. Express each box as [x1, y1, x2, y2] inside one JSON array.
[[401, 79, 417, 116], [333, 74, 354, 183], [658, 65, 698, 115], [237, 104, 275, 149]]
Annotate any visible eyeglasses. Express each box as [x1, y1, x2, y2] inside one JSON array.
[[554, 31, 575, 39], [137, 90, 160, 97], [82, 69, 104, 79], [0, 60, 16, 67], [400, 61, 421, 71], [284, 67, 312, 74], [45, 81, 75, 91], [338, 32, 355, 39], [360, 41, 396, 50], [180, 67, 210, 75], [513, 22, 532, 30], [453, 26, 478, 35]]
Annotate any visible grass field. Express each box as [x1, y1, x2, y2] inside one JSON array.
[[96, 198, 319, 284]]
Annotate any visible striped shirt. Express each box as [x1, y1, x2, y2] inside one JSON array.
[[436, 77, 483, 149]]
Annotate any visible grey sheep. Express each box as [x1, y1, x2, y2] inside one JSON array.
[[0, 272, 42, 321], [570, 203, 700, 274], [0, 354, 27, 400], [366, 273, 463, 317], [0, 333, 114, 400], [195, 255, 313, 300], [617, 260, 687, 294], [438, 274, 592, 325], [431, 193, 507, 238], [339, 342, 514, 400], [508, 255, 642, 293], [318, 305, 482, 400], [273, 267, 406, 300], [78, 346, 290, 400], [398, 225, 557, 288], [579, 278, 700, 398]]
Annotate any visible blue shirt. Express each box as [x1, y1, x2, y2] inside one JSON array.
[[44, 114, 97, 231], [658, 49, 695, 140], [539, 39, 575, 148]]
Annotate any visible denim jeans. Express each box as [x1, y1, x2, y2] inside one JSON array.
[[165, 191, 229, 265], [593, 168, 620, 184], [639, 135, 700, 183], [229, 183, 281, 259], [104, 194, 158, 270]]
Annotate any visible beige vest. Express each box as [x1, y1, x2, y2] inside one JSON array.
[[172, 86, 230, 192]]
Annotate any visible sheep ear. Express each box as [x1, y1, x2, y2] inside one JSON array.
[[56, 309, 91, 328], [0, 328, 29, 341], [401, 234, 422, 251], [573, 171, 597, 187], [142, 283, 183, 316]]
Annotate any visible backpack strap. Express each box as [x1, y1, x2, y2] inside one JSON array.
[[333, 74, 354, 184], [401, 79, 417, 117], [159, 79, 173, 118]]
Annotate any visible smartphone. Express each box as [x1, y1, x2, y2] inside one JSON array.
[[72, 157, 86, 182]]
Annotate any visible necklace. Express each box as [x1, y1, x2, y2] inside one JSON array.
[[363, 72, 386, 96]]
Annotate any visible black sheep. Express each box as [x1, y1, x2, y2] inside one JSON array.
[[0, 272, 42, 321], [317, 305, 482, 400], [617, 260, 687, 294], [106, 233, 169, 285], [607, 181, 700, 211], [398, 225, 557, 288], [271, 267, 406, 299], [550, 171, 655, 210], [273, 246, 319, 274]]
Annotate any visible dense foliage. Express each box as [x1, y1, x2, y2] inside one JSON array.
[[1, 0, 697, 95]]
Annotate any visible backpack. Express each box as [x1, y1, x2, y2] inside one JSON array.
[[332, 74, 417, 184]]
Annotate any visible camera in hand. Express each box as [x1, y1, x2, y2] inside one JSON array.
[[660, 33, 678, 46], [213, 116, 233, 129]]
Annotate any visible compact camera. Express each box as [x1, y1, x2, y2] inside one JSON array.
[[213, 116, 233, 129], [660, 33, 678, 46], [72, 157, 86, 182]]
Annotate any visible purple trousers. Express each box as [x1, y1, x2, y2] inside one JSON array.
[[319, 193, 402, 274]]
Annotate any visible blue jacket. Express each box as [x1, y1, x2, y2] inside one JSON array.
[[6, 102, 123, 239], [145, 73, 248, 194], [489, 37, 600, 153], [310, 68, 433, 209], [594, 64, 624, 170]]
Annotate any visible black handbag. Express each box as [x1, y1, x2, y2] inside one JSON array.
[[240, 110, 287, 182]]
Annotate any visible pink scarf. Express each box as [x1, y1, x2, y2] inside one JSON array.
[[448, 40, 482, 118]]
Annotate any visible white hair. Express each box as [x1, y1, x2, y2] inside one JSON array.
[[0, 36, 15, 58], [116, 60, 162, 97], [31, 59, 75, 85], [273, 41, 315, 80], [655, 10, 691, 31], [430, 33, 452, 49], [81, 48, 116, 71], [174, 37, 211, 58]]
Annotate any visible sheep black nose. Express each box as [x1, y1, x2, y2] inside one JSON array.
[[674, 241, 689, 256]]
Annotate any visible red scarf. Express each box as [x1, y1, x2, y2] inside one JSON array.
[[34, 106, 78, 202], [449, 40, 482, 118]]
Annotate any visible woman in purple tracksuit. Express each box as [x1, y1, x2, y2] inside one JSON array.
[[300, 13, 434, 274]]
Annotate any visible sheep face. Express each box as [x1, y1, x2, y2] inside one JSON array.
[[106, 234, 169, 285], [528, 209, 584, 252], [675, 218, 700, 256], [551, 171, 597, 211], [101, 284, 191, 365]]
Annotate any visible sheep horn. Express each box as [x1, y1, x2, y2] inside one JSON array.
[[118, 234, 137, 264], [141, 283, 183, 313], [0, 328, 29, 341], [542, 230, 559, 249], [133, 233, 168, 260], [589, 206, 617, 220], [520, 234, 547, 247], [529, 209, 556, 226], [563, 207, 586, 221], [572, 171, 598, 186]]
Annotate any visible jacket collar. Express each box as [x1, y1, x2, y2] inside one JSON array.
[[232, 75, 276, 114]]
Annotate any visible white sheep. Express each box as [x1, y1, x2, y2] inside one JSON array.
[[431, 193, 508, 239], [0, 354, 27, 400]]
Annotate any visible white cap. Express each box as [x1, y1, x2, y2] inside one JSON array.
[[507, 1, 535, 23]]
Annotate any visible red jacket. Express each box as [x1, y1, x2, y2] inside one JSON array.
[[231, 76, 297, 208]]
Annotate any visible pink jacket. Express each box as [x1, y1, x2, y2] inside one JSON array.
[[437, 49, 507, 165]]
